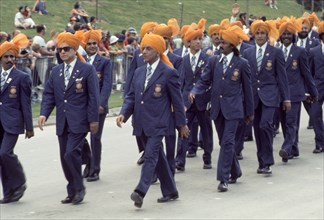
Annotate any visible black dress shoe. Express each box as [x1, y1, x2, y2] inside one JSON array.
[[257, 167, 264, 174], [10, 184, 27, 202], [61, 196, 73, 204], [72, 189, 85, 205], [203, 163, 212, 169], [87, 173, 99, 182], [175, 163, 185, 172], [186, 151, 197, 158], [130, 191, 143, 208], [0, 197, 12, 204], [157, 192, 179, 203], [137, 153, 145, 165], [236, 152, 243, 160], [313, 148, 323, 154], [83, 164, 90, 178], [217, 182, 228, 192], [263, 166, 272, 174], [244, 136, 253, 142], [228, 173, 242, 184], [279, 149, 289, 162]]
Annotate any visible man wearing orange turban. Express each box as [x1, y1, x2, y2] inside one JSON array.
[[296, 17, 320, 130], [82, 30, 113, 182], [173, 25, 190, 57], [38, 32, 100, 205], [0, 41, 34, 203], [189, 26, 254, 192], [242, 20, 291, 175], [116, 33, 189, 208], [309, 21, 324, 154], [277, 20, 318, 162], [176, 18, 214, 172], [124, 21, 160, 167], [204, 24, 224, 56]]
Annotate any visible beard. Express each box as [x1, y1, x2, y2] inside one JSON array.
[[297, 31, 308, 39]]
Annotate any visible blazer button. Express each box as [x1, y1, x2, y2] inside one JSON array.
[[141, 101, 144, 104], [0, 102, 2, 105], [257, 80, 260, 83], [257, 88, 260, 91], [193, 83, 196, 86], [222, 77, 225, 80], [220, 95, 223, 98], [64, 100, 67, 103]]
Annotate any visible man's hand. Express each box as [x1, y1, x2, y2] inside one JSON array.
[[99, 106, 105, 114], [89, 122, 99, 134], [116, 115, 125, 128], [311, 96, 318, 103], [179, 125, 190, 139], [245, 115, 254, 125], [232, 3, 240, 17], [25, 130, 34, 139], [38, 116, 46, 131], [282, 101, 291, 112], [188, 93, 195, 104]]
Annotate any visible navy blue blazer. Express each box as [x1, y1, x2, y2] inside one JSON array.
[[301, 37, 320, 52], [120, 60, 187, 137], [239, 42, 253, 54], [284, 45, 318, 102], [0, 68, 33, 134], [167, 51, 182, 73], [41, 59, 100, 135], [124, 49, 145, 97], [202, 46, 220, 56], [181, 51, 210, 111], [86, 54, 113, 113], [173, 47, 183, 57], [192, 55, 254, 121], [309, 45, 324, 100], [242, 44, 290, 108]]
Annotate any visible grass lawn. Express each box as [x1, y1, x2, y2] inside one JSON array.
[[32, 90, 123, 117]]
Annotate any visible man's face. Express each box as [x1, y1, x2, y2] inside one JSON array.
[[280, 31, 293, 47], [254, 29, 268, 46], [219, 39, 234, 55], [142, 45, 159, 65], [85, 39, 98, 56], [211, 32, 221, 47], [298, 24, 309, 39], [189, 36, 202, 53], [58, 42, 76, 63], [0, 51, 15, 70]]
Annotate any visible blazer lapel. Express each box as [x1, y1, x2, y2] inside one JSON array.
[[260, 45, 271, 71], [285, 45, 294, 68], [224, 55, 237, 76], [145, 61, 163, 92], [66, 61, 82, 90], [1, 69, 16, 93]]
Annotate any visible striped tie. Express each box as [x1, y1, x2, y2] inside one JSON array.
[[183, 48, 189, 57], [144, 65, 153, 88], [1, 71, 8, 91], [223, 56, 228, 74], [191, 55, 196, 73], [284, 47, 288, 61], [256, 48, 263, 72], [300, 39, 304, 48], [65, 64, 71, 87]]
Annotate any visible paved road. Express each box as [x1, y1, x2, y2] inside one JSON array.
[[0, 108, 323, 220]]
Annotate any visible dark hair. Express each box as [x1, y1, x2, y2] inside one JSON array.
[[73, 23, 81, 31], [74, 2, 80, 9], [127, 37, 135, 45], [36, 24, 46, 33], [233, 45, 240, 56], [90, 16, 96, 23], [19, 6, 24, 11]]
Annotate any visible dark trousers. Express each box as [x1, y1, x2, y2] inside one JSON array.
[[214, 112, 240, 183], [311, 99, 324, 149], [254, 101, 276, 168], [244, 124, 253, 137], [90, 113, 107, 175], [58, 124, 87, 197], [0, 124, 25, 198], [280, 102, 301, 155], [234, 119, 246, 155], [164, 133, 176, 175], [176, 106, 213, 166], [302, 100, 313, 127], [135, 134, 177, 197], [136, 136, 145, 153], [188, 118, 199, 152]]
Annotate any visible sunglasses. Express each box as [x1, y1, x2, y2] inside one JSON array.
[[57, 46, 73, 53], [86, 42, 97, 46]]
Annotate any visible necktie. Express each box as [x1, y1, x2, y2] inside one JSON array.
[[87, 56, 91, 63], [300, 39, 304, 48], [144, 65, 153, 88], [65, 64, 71, 87], [1, 71, 8, 91], [184, 48, 189, 57], [223, 56, 228, 74], [191, 55, 196, 73], [284, 47, 288, 61], [256, 48, 263, 72]]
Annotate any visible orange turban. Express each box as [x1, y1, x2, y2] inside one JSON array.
[[153, 18, 180, 39], [220, 19, 230, 29], [279, 17, 301, 36], [229, 21, 243, 29], [0, 32, 30, 57], [83, 29, 102, 46], [180, 25, 190, 39], [184, 18, 206, 42], [297, 17, 311, 30], [140, 33, 173, 67], [318, 21, 324, 33], [0, 41, 19, 58], [140, 21, 158, 38], [208, 24, 224, 36], [74, 30, 86, 48], [57, 32, 85, 62], [303, 12, 319, 26], [220, 25, 249, 46], [250, 20, 279, 41]]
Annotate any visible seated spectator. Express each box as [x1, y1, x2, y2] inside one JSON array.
[[0, 32, 9, 45], [32, 0, 48, 15], [14, 5, 36, 29], [66, 16, 77, 33], [88, 16, 97, 29], [70, 1, 89, 24]]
